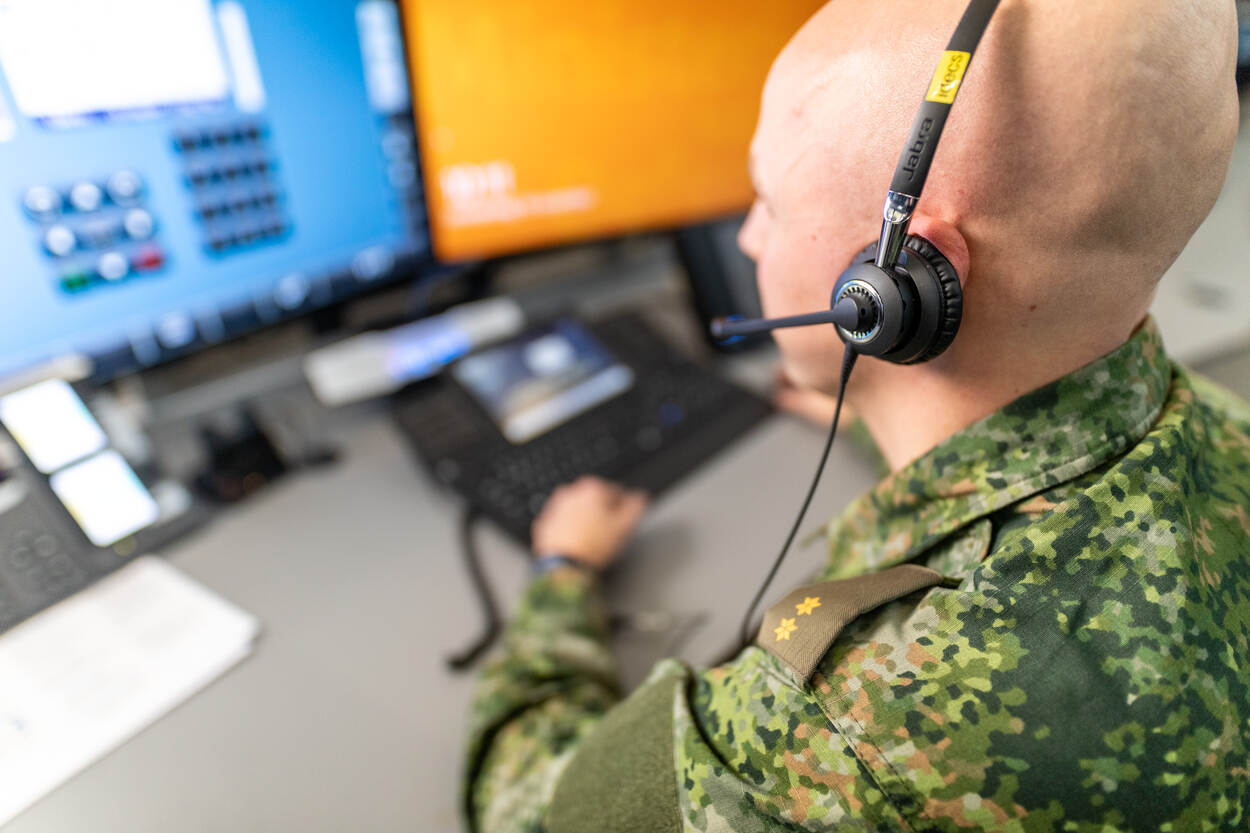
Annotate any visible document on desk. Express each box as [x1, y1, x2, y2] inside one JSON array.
[[0, 556, 261, 825]]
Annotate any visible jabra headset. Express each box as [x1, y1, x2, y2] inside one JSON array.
[[722, 0, 1003, 648]]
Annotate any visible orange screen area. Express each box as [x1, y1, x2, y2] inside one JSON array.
[[402, 1, 822, 261]]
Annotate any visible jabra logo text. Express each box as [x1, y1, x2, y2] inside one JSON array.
[[901, 118, 935, 181]]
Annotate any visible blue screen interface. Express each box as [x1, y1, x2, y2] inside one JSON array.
[[0, 0, 429, 380]]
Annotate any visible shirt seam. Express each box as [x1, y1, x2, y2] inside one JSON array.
[[816, 635, 958, 831], [749, 657, 920, 831]]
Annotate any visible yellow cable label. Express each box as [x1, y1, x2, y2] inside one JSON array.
[[925, 50, 971, 104]]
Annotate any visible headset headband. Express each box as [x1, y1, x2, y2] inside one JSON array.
[[875, 0, 1002, 269]]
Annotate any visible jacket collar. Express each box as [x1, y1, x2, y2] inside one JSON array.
[[823, 318, 1172, 578]]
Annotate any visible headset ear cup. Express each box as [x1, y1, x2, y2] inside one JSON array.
[[850, 234, 962, 364], [899, 235, 961, 364]]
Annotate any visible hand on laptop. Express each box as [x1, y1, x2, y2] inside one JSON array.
[[531, 476, 649, 572]]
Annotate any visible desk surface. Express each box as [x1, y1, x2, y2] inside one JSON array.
[[5, 362, 883, 833]]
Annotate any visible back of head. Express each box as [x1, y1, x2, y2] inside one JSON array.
[[751, 0, 1240, 406], [932, 0, 1241, 334]]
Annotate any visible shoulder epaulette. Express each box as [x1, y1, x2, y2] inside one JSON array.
[[756, 564, 945, 683]]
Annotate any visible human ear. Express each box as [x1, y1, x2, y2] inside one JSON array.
[[907, 214, 970, 287]]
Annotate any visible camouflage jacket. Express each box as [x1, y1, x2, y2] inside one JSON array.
[[464, 318, 1250, 832]]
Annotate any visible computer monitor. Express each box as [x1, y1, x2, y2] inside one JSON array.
[[401, 0, 823, 262], [0, 0, 431, 382]]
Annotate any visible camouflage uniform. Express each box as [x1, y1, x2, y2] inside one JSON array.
[[465, 318, 1250, 832]]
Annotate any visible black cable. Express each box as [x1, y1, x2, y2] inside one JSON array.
[[736, 345, 859, 649], [446, 508, 503, 671]]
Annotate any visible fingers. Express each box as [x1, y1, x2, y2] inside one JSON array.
[[528, 475, 650, 568], [616, 489, 650, 531], [537, 477, 647, 527], [567, 475, 633, 504], [537, 476, 642, 518]]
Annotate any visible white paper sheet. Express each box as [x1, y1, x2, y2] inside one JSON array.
[[0, 556, 261, 826]]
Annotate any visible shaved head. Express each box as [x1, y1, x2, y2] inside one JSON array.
[[742, 0, 1239, 420]]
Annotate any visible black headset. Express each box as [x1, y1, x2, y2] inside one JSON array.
[[721, 0, 1004, 649], [712, 0, 1002, 364]]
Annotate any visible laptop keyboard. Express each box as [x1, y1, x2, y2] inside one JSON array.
[[394, 310, 772, 542]]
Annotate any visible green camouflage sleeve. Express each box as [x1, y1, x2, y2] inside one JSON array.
[[464, 567, 623, 833]]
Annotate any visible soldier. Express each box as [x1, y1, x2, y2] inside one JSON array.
[[465, 0, 1250, 830]]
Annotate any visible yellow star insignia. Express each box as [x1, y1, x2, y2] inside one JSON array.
[[774, 618, 798, 642], [795, 596, 822, 616]]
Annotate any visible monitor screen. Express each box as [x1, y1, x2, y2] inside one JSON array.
[[402, 0, 823, 262], [0, 0, 430, 381]]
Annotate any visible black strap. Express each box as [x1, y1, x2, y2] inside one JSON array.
[[888, 0, 1002, 197], [446, 508, 502, 671]]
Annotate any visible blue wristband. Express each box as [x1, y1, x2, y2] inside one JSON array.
[[531, 553, 598, 578]]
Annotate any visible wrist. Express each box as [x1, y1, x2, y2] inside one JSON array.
[[531, 552, 601, 578]]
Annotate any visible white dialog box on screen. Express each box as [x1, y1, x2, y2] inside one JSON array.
[[0, 0, 231, 122]]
